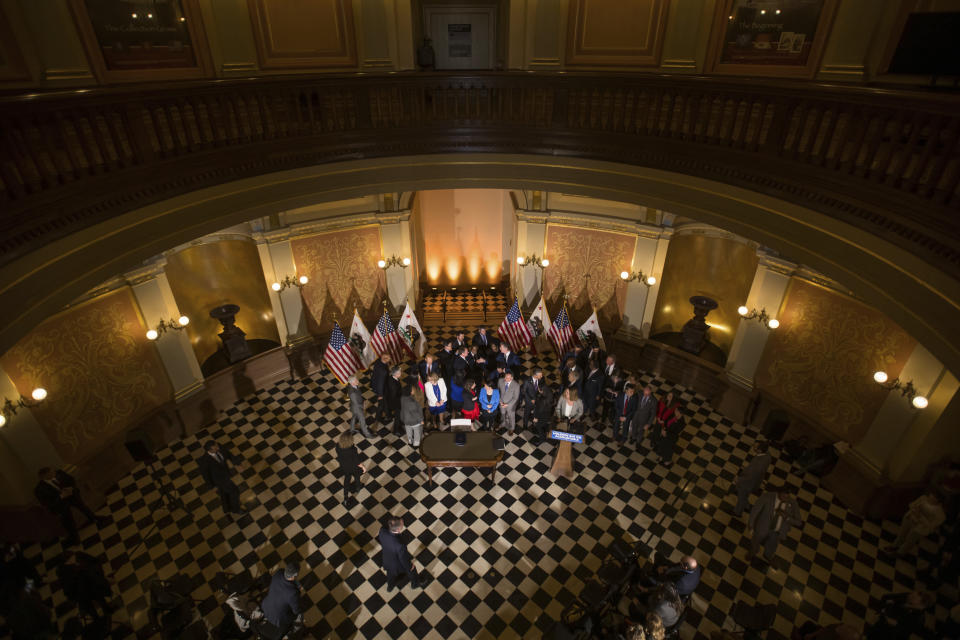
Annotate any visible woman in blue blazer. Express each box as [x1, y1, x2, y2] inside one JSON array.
[[478, 380, 500, 431]]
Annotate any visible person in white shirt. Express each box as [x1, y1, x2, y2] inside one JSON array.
[[885, 491, 946, 556]]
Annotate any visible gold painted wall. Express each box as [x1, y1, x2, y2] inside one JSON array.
[[0, 288, 172, 464], [543, 224, 636, 332], [565, 0, 668, 67], [290, 225, 386, 333], [651, 233, 758, 354], [756, 278, 917, 443], [165, 238, 279, 364]]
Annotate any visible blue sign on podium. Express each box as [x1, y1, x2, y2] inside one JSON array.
[[549, 430, 584, 444]]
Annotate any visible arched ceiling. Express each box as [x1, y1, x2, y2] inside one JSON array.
[[2, 154, 959, 375]]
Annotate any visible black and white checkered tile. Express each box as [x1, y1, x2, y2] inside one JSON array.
[[420, 290, 508, 317], [9, 324, 949, 639]]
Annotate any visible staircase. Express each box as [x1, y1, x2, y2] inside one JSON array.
[[420, 286, 510, 327]]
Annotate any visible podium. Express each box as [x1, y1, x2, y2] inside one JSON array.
[[549, 430, 583, 478]]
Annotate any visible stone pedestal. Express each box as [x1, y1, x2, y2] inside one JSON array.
[[210, 304, 252, 363], [680, 296, 718, 355]]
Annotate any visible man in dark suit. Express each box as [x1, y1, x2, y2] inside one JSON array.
[[452, 346, 470, 380], [630, 385, 657, 444], [57, 551, 114, 623], [452, 330, 469, 352], [734, 441, 772, 516], [560, 356, 580, 388], [564, 345, 585, 370], [473, 327, 495, 359], [418, 354, 440, 385], [583, 344, 605, 372], [346, 376, 372, 437], [582, 361, 604, 418], [602, 354, 620, 381], [198, 441, 246, 515], [496, 343, 522, 379], [378, 515, 426, 590], [612, 384, 639, 443], [643, 555, 702, 597], [34, 467, 104, 545], [261, 561, 302, 636], [370, 352, 392, 424], [384, 366, 404, 435], [437, 342, 455, 387], [521, 368, 544, 431], [749, 487, 802, 565], [602, 368, 625, 423]]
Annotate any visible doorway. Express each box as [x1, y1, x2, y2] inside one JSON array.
[[423, 5, 497, 69]]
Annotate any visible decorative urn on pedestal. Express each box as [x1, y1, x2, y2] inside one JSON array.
[[209, 304, 252, 364], [680, 295, 719, 355]]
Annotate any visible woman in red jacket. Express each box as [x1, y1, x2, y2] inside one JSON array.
[[653, 391, 682, 467]]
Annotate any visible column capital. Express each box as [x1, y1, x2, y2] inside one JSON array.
[[757, 253, 797, 276], [123, 259, 168, 286]]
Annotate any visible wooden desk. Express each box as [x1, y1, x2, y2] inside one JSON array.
[[420, 432, 503, 487]]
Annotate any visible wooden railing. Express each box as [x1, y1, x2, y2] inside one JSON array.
[[1, 72, 959, 270]]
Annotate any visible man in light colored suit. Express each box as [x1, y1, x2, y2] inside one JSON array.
[[734, 441, 771, 516], [748, 487, 802, 565], [498, 371, 520, 435], [630, 385, 657, 444], [347, 376, 373, 437]]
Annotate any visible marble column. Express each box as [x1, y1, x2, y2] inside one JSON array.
[[254, 234, 306, 344], [622, 227, 672, 341], [127, 261, 205, 399], [0, 365, 63, 505], [725, 254, 796, 389], [379, 213, 416, 311], [515, 214, 547, 308]]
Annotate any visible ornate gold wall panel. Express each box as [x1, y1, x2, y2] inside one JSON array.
[[543, 224, 636, 332], [290, 225, 386, 333], [565, 0, 668, 67], [0, 288, 172, 464], [650, 233, 757, 354], [165, 239, 279, 365], [756, 278, 916, 443], [248, 0, 357, 69]]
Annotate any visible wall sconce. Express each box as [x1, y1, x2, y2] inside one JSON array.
[[873, 371, 928, 409], [0, 387, 48, 427], [271, 275, 309, 292], [378, 255, 411, 269], [620, 270, 656, 286], [517, 255, 549, 269], [737, 306, 779, 329], [146, 316, 189, 340]]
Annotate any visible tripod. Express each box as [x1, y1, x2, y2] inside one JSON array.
[[125, 458, 185, 560]]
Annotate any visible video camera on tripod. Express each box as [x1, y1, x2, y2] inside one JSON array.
[[545, 535, 647, 639]]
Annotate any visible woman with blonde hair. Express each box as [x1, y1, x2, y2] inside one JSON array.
[[555, 387, 584, 432], [646, 612, 665, 640], [424, 372, 448, 429]]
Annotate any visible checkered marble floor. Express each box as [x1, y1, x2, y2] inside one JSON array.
[[9, 324, 949, 639], [421, 290, 508, 316]]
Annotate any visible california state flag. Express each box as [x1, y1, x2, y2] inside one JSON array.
[[527, 296, 553, 355], [398, 301, 427, 358], [577, 309, 606, 351], [349, 310, 376, 367]]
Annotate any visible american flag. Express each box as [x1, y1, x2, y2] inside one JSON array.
[[370, 308, 413, 363], [548, 305, 577, 355], [324, 321, 363, 384], [498, 297, 532, 352]]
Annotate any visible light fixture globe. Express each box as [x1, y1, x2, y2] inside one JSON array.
[[912, 395, 929, 409], [31, 388, 47, 401], [298, 275, 309, 285], [737, 306, 749, 316], [646, 276, 656, 285], [873, 371, 888, 384], [146, 329, 159, 340], [540, 259, 549, 267], [0, 414, 5, 427], [377, 259, 387, 269], [178, 315, 190, 326], [271, 282, 282, 292], [620, 271, 630, 280], [767, 319, 780, 329], [517, 256, 525, 265], [402, 257, 411, 266]]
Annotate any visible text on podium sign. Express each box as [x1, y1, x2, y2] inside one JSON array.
[[549, 430, 584, 444]]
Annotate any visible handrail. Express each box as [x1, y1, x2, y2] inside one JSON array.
[[1, 71, 959, 271]]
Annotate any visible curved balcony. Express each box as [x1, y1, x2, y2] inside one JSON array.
[[1, 72, 959, 362]]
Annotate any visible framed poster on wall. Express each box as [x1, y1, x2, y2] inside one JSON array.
[[68, 0, 212, 83], [705, 0, 839, 78]]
